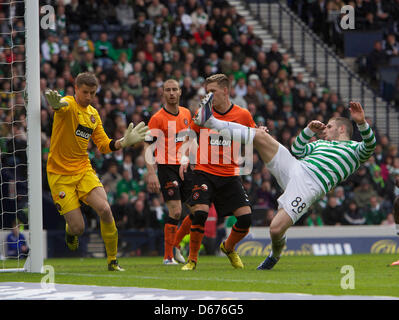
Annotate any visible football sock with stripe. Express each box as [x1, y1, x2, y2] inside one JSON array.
[[164, 217, 179, 259], [100, 219, 118, 265], [188, 211, 208, 262], [174, 214, 193, 248], [224, 214, 251, 252]]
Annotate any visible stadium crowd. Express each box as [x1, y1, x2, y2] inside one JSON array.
[[288, 0, 399, 104], [0, 0, 399, 252]]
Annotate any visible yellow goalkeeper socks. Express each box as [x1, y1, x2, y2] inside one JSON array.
[[100, 219, 118, 264]]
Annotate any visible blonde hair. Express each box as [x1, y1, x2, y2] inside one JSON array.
[[205, 73, 230, 89]]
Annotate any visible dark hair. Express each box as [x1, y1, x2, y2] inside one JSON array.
[[75, 72, 99, 88]]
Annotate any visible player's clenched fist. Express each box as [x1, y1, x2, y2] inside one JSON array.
[[307, 120, 326, 133], [45, 89, 69, 110], [119, 122, 149, 148]]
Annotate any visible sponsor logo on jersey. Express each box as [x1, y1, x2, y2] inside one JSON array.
[[90, 115, 96, 124], [209, 134, 231, 147], [75, 124, 93, 140], [175, 135, 186, 143]]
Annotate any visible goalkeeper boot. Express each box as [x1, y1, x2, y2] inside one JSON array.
[[108, 259, 125, 271], [220, 241, 244, 269], [193, 92, 214, 126], [173, 246, 186, 264], [257, 254, 279, 270], [65, 232, 79, 251], [181, 260, 196, 271]]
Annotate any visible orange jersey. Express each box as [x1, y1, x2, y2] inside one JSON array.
[[191, 104, 256, 177], [147, 106, 192, 165], [47, 95, 113, 175]]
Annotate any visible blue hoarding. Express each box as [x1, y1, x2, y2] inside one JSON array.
[[236, 237, 399, 256]]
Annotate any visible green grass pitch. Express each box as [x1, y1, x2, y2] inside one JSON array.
[[1, 254, 399, 297]]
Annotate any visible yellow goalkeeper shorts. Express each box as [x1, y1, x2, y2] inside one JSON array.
[[47, 169, 103, 215]]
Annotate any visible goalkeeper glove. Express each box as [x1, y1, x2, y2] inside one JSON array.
[[45, 89, 68, 110], [119, 122, 149, 148]]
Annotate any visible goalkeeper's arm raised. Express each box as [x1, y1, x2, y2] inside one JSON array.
[[45, 89, 69, 110]]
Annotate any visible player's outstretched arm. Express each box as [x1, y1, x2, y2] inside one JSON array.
[[349, 101, 366, 124], [349, 101, 376, 162], [118, 122, 149, 148], [45, 89, 69, 110]]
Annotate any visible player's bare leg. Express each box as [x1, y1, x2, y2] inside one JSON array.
[[391, 196, 399, 266], [252, 128, 280, 164], [257, 208, 292, 270], [164, 200, 183, 265], [63, 208, 85, 251], [86, 187, 124, 271]]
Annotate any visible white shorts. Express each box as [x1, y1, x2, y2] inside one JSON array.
[[265, 144, 324, 224]]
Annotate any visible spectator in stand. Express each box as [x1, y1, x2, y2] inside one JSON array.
[[255, 180, 276, 209], [342, 200, 366, 225], [41, 33, 60, 62], [147, 0, 165, 20], [94, 32, 115, 70], [353, 178, 379, 209], [115, 0, 136, 28], [321, 194, 343, 225], [362, 195, 387, 225], [383, 33, 399, 57], [111, 192, 131, 230], [306, 209, 324, 226], [6, 220, 29, 258], [128, 199, 159, 230]]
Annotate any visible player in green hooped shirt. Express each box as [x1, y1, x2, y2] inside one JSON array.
[[194, 97, 376, 270]]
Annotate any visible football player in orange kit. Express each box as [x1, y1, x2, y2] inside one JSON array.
[[181, 74, 256, 271], [144, 79, 194, 265], [45, 72, 148, 271]]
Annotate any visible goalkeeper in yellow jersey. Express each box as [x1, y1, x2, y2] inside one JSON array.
[[45, 72, 149, 271]]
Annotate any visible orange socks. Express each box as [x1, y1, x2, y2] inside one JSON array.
[[224, 225, 249, 252], [164, 222, 178, 260], [174, 214, 192, 248], [188, 224, 205, 262]]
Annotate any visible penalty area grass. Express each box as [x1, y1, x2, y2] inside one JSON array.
[[1, 254, 399, 297]]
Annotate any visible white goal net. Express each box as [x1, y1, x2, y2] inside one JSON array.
[[0, 0, 43, 273]]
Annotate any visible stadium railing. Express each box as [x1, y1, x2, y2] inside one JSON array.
[[244, 0, 399, 144]]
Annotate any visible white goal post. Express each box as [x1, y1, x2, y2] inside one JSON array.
[[0, 0, 43, 273], [24, 0, 43, 273]]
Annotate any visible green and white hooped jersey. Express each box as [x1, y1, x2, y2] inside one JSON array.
[[291, 123, 376, 194]]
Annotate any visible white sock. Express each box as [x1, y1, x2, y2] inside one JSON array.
[[270, 234, 287, 259], [204, 116, 256, 144]]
